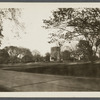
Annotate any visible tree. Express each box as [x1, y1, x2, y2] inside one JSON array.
[[32, 50, 42, 62], [69, 48, 81, 61], [61, 50, 70, 61], [4, 46, 33, 63], [45, 52, 50, 62], [77, 40, 99, 62], [5, 46, 32, 57], [43, 8, 100, 62], [0, 49, 9, 63], [0, 8, 25, 63], [0, 8, 24, 45], [4, 46, 20, 57], [22, 55, 33, 63]]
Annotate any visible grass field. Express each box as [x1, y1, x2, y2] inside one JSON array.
[[0, 85, 13, 92], [0, 62, 100, 91], [2, 62, 100, 78]]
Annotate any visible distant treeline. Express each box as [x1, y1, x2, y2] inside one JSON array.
[[0, 46, 50, 64], [0, 45, 100, 64]]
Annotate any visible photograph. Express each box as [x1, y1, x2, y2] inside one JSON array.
[[0, 2, 100, 97]]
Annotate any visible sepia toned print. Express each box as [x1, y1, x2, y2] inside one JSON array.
[[0, 3, 100, 94]]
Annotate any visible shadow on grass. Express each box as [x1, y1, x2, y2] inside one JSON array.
[[3, 63, 100, 78], [0, 85, 13, 92]]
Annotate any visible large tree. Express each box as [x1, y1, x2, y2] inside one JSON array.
[[4, 46, 33, 63], [0, 8, 24, 45], [77, 40, 95, 62], [43, 8, 100, 62], [4, 46, 32, 57]]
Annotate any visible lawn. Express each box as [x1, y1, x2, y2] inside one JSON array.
[[2, 62, 100, 78], [0, 85, 13, 92]]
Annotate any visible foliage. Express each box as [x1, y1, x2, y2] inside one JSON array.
[[0, 8, 24, 45], [43, 8, 100, 62], [22, 55, 33, 63], [33, 54, 42, 62], [77, 40, 93, 61], [77, 40, 99, 61], [45, 52, 50, 62], [9, 56, 20, 63], [32, 50, 42, 62], [0, 49, 9, 63], [4, 46, 32, 57], [4, 46, 33, 63], [48, 33, 66, 47], [61, 50, 70, 61]]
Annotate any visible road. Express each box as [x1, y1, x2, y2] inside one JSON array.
[[0, 69, 100, 91]]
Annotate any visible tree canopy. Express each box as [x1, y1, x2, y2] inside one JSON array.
[[0, 8, 24, 45], [43, 8, 100, 62]]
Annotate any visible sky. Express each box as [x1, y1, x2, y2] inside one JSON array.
[[0, 3, 79, 56]]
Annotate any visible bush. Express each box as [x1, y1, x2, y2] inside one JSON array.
[[0, 49, 10, 64], [21, 55, 33, 63]]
